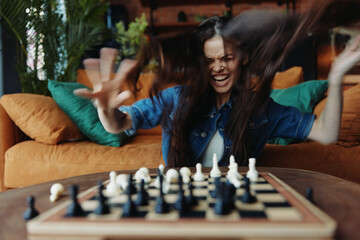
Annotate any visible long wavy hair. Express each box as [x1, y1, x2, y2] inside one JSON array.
[[128, 0, 360, 167]]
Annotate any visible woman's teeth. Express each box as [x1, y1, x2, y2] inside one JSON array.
[[213, 74, 229, 81]]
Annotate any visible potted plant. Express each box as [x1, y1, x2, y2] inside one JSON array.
[[0, 0, 108, 95]]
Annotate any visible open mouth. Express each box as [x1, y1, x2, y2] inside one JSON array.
[[212, 74, 230, 82]]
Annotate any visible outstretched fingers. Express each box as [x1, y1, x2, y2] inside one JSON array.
[[73, 88, 97, 99], [100, 48, 118, 82], [115, 90, 132, 108], [83, 59, 101, 91], [113, 59, 138, 86]]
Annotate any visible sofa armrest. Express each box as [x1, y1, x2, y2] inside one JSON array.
[[0, 102, 27, 192]]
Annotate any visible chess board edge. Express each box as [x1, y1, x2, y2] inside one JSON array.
[[27, 172, 336, 240]]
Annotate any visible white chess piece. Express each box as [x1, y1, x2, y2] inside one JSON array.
[[116, 174, 129, 191], [210, 153, 221, 178], [229, 155, 236, 169], [154, 164, 166, 188], [49, 183, 64, 202], [227, 174, 242, 188], [106, 171, 121, 194], [166, 169, 179, 183], [180, 167, 191, 183], [193, 163, 205, 181], [227, 162, 242, 180], [135, 167, 151, 183], [246, 158, 259, 182]]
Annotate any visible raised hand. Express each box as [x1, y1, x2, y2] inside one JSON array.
[[329, 35, 360, 82], [74, 48, 137, 133], [74, 48, 137, 111]]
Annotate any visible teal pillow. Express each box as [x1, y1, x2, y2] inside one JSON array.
[[48, 80, 128, 147], [268, 80, 329, 145]]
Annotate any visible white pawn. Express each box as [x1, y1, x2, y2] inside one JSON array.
[[49, 183, 65, 202], [106, 171, 121, 194], [193, 163, 205, 181], [180, 167, 191, 183], [246, 158, 259, 182], [166, 169, 179, 183], [116, 174, 128, 191], [229, 155, 236, 169], [210, 153, 221, 178], [135, 167, 151, 183]]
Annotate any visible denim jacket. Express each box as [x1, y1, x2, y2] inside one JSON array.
[[120, 85, 315, 166]]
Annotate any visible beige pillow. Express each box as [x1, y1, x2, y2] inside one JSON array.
[[272, 66, 304, 89], [313, 83, 360, 147], [0, 94, 84, 144]]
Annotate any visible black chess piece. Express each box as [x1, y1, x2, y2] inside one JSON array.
[[186, 180, 198, 207], [174, 175, 188, 213], [224, 180, 235, 210], [23, 195, 39, 221], [306, 187, 316, 205], [155, 172, 170, 214], [241, 177, 257, 204], [94, 180, 110, 215], [135, 179, 149, 206], [122, 176, 138, 217], [211, 177, 221, 198], [65, 184, 85, 217], [214, 182, 230, 215], [126, 174, 137, 195]]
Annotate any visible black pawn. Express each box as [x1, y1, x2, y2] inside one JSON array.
[[306, 187, 316, 205], [211, 177, 221, 198], [214, 182, 230, 215], [174, 175, 188, 213], [23, 196, 39, 221], [126, 174, 137, 195], [122, 176, 138, 217], [135, 179, 149, 206], [155, 172, 170, 214], [186, 180, 198, 207], [241, 177, 257, 204], [94, 180, 110, 215], [224, 180, 235, 210], [65, 185, 85, 217]]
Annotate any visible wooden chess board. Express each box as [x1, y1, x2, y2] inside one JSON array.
[[27, 172, 336, 240]]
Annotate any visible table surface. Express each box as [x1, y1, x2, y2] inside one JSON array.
[[1, 167, 360, 240]]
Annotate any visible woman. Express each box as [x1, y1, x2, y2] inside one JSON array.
[[75, 1, 360, 167]]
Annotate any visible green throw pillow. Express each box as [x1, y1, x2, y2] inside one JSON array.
[[268, 80, 329, 145], [48, 80, 128, 147]]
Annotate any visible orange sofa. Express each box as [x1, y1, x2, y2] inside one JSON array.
[[1, 69, 360, 192]]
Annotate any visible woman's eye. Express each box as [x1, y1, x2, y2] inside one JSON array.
[[223, 57, 234, 61]]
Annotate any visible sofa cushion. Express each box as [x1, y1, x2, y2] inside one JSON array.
[[4, 137, 163, 188], [48, 80, 129, 147], [0, 94, 84, 144], [271, 66, 304, 89], [258, 142, 360, 184], [314, 82, 360, 147], [268, 80, 329, 145]]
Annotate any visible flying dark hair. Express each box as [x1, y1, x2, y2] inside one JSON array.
[[128, 0, 360, 167]]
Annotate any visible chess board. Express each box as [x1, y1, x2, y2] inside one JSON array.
[[27, 172, 336, 240]]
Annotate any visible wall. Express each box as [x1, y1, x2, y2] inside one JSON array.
[[110, 0, 316, 24], [0, 25, 22, 97]]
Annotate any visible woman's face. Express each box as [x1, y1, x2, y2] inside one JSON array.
[[204, 35, 240, 106]]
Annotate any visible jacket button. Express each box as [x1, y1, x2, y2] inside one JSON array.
[[249, 121, 254, 127], [201, 132, 207, 138], [209, 114, 214, 119]]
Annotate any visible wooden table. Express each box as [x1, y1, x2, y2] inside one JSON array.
[[1, 167, 360, 240]]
